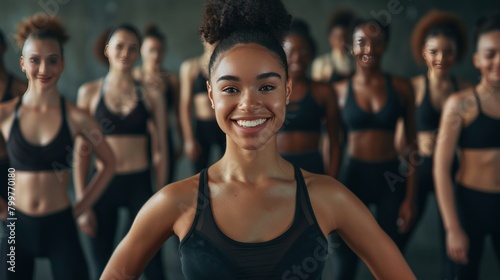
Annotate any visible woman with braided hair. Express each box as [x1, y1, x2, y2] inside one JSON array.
[[102, 1, 415, 279]]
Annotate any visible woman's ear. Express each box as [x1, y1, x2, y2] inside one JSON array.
[[285, 78, 292, 105], [207, 81, 214, 109]]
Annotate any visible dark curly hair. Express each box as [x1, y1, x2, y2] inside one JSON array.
[[94, 28, 111, 66], [288, 18, 317, 58], [15, 14, 69, 55], [411, 10, 468, 64], [201, 0, 291, 80], [144, 23, 166, 47], [474, 11, 500, 49], [326, 8, 356, 34]]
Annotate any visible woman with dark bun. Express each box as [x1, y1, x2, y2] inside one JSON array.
[[179, 30, 225, 174], [101, 1, 415, 279], [312, 8, 356, 83], [0, 15, 115, 280], [0, 29, 27, 201], [331, 18, 417, 280], [76, 24, 167, 280], [278, 19, 342, 177], [434, 12, 500, 280], [134, 24, 180, 184], [400, 9, 471, 277]]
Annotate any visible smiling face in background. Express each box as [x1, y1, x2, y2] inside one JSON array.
[[106, 29, 140, 72], [284, 33, 313, 79], [474, 30, 500, 86], [20, 37, 64, 90], [208, 43, 291, 151], [352, 23, 387, 69], [423, 34, 457, 75]]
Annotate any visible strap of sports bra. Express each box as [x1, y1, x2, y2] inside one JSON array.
[[473, 88, 482, 113]]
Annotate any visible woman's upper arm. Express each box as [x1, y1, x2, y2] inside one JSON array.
[[435, 95, 463, 171], [102, 182, 195, 279], [330, 185, 415, 279]]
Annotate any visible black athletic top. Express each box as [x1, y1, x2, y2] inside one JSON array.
[[7, 96, 73, 171], [416, 76, 459, 132], [458, 89, 500, 149], [179, 166, 328, 280], [341, 74, 403, 132], [94, 82, 150, 135], [281, 90, 324, 133], [1, 74, 14, 102], [192, 72, 208, 96]]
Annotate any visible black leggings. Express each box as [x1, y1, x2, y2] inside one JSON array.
[[194, 119, 226, 173], [89, 169, 165, 280], [1, 207, 88, 280], [399, 155, 459, 279], [282, 151, 325, 174], [332, 157, 406, 280], [455, 183, 500, 280]]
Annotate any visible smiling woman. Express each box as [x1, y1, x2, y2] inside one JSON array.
[[0, 15, 115, 280], [100, 1, 416, 280]]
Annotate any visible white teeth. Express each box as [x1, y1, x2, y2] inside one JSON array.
[[236, 119, 267, 128]]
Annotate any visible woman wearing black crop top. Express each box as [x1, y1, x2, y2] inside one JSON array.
[[133, 24, 181, 184], [332, 19, 418, 280], [312, 9, 356, 83], [76, 24, 167, 280], [0, 29, 27, 201], [0, 16, 115, 280], [278, 19, 342, 177], [179, 38, 226, 174], [398, 10, 471, 278], [101, 1, 415, 279], [434, 13, 500, 280]]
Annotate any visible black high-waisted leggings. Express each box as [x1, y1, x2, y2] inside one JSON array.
[[89, 169, 165, 280], [454, 183, 500, 280], [332, 157, 406, 280], [1, 207, 88, 280]]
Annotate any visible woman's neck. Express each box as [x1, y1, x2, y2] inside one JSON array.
[[23, 86, 59, 106], [214, 138, 290, 183], [355, 66, 383, 83], [106, 69, 134, 83], [478, 79, 500, 96], [143, 62, 160, 74], [427, 69, 451, 82]]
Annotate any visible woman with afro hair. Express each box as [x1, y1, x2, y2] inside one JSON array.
[[101, 1, 415, 279], [399, 9, 471, 279]]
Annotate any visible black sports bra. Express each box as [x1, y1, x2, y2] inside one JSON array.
[[341, 74, 403, 132], [7, 96, 73, 171], [416, 76, 459, 132], [94, 81, 150, 135], [192, 72, 208, 96], [179, 166, 327, 280], [281, 90, 324, 133], [458, 89, 500, 149]]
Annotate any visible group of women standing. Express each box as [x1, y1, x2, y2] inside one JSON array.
[[0, 1, 499, 279]]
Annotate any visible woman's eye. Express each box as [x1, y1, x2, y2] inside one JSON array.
[[30, 58, 39, 64], [260, 85, 275, 91], [223, 87, 238, 94]]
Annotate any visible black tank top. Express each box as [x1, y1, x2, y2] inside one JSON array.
[[179, 166, 328, 280], [341, 74, 403, 132], [94, 81, 150, 135], [7, 96, 73, 171], [458, 89, 500, 149], [416, 76, 459, 132], [1, 74, 14, 102], [281, 90, 324, 133]]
